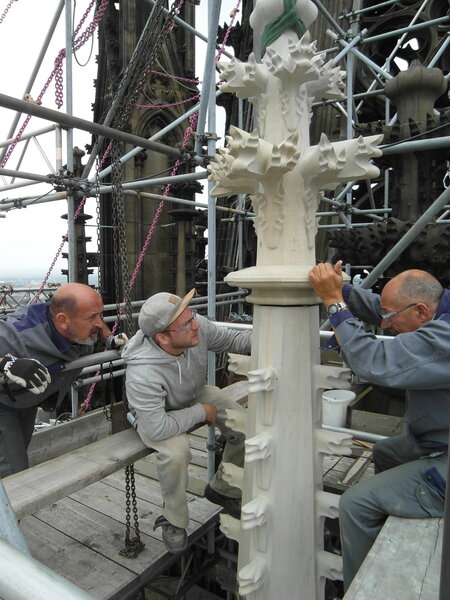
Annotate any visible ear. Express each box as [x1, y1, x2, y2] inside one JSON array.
[[53, 311, 71, 333], [416, 302, 432, 324], [154, 331, 169, 348]]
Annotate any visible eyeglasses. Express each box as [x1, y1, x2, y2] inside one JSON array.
[[165, 311, 197, 333], [379, 303, 417, 325]]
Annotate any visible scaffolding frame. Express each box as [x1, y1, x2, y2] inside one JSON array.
[[0, 1, 450, 598], [1, 1, 450, 286]]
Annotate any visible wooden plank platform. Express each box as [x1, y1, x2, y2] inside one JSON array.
[[21, 471, 221, 600], [4, 429, 150, 520], [322, 446, 374, 493], [3, 377, 383, 600], [13, 431, 375, 599], [344, 516, 443, 600], [29, 408, 113, 466]]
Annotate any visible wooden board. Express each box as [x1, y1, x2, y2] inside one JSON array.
[[11, 382, 248, 522], [322, 453, 375, 493], [4, 429, 150, 519], [344, 516, 442, 600], [19, 474, 221, 600], [81, 472, 221, 526], [350, 409, 404, 437], [31, 495, 166, 572], [21, 514, 139, 600], [29, 407, 112, 466]]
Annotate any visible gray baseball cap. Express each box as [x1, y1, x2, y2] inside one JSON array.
[[138, 288, 196, 337]]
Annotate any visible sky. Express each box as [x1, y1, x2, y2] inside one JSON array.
[[0, 0, 238, 282]]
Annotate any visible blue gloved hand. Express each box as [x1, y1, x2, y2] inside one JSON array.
[[0, 353, 51, 394]]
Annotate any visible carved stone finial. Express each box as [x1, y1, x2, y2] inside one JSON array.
[[385, 59, 447, 130], [249, 0, 318, 41]]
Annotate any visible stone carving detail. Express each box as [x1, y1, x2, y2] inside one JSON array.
[[248, 368, 277, 425], [317, 550, 343, 581], [228, 353, 251, 376], [315, 428, 353, 456], [312, 364, 352, 393], [245, 432, 273, 490], [238, 557, 267, 597], [316, 489, 340, 520], [219, 514, 241, 543], [331, 60, 450, 277], [208, 128, 299, 248], [207, 1, 384, 597], [209, 32, 381, 256], [242, 495, 271, 552]]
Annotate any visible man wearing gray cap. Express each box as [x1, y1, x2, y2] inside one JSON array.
[[122, 289, 252, 553]]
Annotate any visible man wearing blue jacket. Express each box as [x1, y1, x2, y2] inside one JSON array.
[[0, 282, 111, 479], [123, 289, 252, 553], [309, 262, 449, 590]]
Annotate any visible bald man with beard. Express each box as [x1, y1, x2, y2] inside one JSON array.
[[309, 262, 450, 590], [0, 283, 112, 478]]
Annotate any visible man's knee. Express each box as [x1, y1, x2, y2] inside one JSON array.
[[157, 436, 192, 468], [373, 438, 401, 473], [339, 484, 361, 520], [372, 441, 385, 473]]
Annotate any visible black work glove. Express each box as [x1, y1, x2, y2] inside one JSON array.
[[0, 353, 51, 394], [105, 333, 129, 352]]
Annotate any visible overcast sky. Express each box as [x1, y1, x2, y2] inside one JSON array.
[[0, 0, 238, 281]]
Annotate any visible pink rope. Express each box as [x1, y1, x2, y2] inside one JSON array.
[[98, 141, 113, 170], [54, 0, 110, 108]]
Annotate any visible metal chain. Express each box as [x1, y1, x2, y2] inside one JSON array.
[[33, 196, 87, 302], [109, 0, 179, 134], [136, 92, 201, 110], [0, 0, 17, 25], [111, 140, 143, 556], [95, 155, 102, 292], [54, 51, 65, 109], [107, 0, 185, 556], [72, 0, 97, 41], [119, 463, 145, 558], [73, 0, 109, 52], [1, 0, 109, 167]]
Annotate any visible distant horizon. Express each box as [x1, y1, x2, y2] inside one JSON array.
[[0, 274, 66, 282], [0, 272, 98, 285]]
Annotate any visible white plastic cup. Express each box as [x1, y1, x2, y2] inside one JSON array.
[[321, 389, 356, 427]]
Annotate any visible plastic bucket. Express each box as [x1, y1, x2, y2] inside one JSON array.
[[321, 389, 356, 427]]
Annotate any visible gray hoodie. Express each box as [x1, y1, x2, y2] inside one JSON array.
[[122, 315, 252, 441]]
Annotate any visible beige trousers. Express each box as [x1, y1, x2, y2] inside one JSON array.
[[137, 385, 245, 528]]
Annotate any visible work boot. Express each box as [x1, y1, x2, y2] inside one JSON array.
[[204, 484, 241, 519], [153, 515, 188, 553]]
